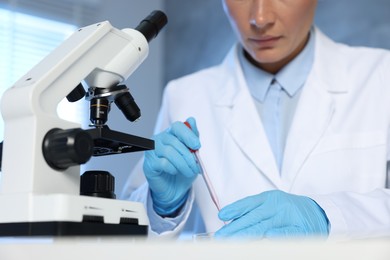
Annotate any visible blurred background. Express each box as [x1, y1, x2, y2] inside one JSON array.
[[0, 0, 389, 194]]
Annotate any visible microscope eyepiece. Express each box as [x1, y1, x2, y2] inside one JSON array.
[[135, 10, 168, 42]]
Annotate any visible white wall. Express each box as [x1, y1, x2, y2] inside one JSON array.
[[80, 0, 166, 195]]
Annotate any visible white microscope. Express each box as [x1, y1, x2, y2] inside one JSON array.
[[0, 10, 167, 236]]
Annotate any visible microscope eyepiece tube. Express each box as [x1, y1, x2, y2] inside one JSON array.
[[135, 10, 168, 42]]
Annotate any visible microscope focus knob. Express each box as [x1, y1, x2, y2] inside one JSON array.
[[80, 170, 116, 199], [43, 128, 94, 170]]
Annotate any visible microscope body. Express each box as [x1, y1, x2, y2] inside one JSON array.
[[0, 12, 165, 236]]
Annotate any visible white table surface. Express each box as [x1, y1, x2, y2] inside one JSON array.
[[0, 236, 389, 260]]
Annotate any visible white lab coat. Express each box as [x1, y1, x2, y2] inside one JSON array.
[[124, 28, 390, 240]]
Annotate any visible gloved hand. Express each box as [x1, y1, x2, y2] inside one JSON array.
[[143, 117, 201, 217], [215, 190, 329, 239]]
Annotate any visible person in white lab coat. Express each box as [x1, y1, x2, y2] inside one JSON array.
[[122, 0, 390, 239]]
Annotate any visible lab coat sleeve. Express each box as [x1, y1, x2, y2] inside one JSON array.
[[120, 158, 195, 239], [311, 59, 390, 241], [311, 189, 390, 240], [129, 181, 195, 239], [308, 47, 390, 241]]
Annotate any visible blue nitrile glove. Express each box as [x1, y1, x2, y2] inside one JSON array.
[[143, 117, 201, 217], [215, 190, 329, 239]]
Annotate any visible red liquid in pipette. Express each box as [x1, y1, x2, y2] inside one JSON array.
[[184, 121, 222, 211]]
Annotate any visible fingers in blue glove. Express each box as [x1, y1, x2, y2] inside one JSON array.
[[264, 226, 306, 239], [215, 190, 329, 239], [215, 193, 276, 238], [183, 117, 199, 137], [146, 119, 201, 178], [143, 117, 202, 217], [218, 193, 271, 221]]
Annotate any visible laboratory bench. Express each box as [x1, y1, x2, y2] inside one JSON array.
[[0, 236, 389, 260]]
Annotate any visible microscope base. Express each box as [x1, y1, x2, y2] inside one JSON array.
[[0, 221, 147, 237], [0, 193, 149, 237]]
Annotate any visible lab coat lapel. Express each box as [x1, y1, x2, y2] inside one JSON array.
[[226, 91, 282, 187], [217, 49, 283, 188], [282, 28, 348, 187], [282, 78, 335, 186]]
